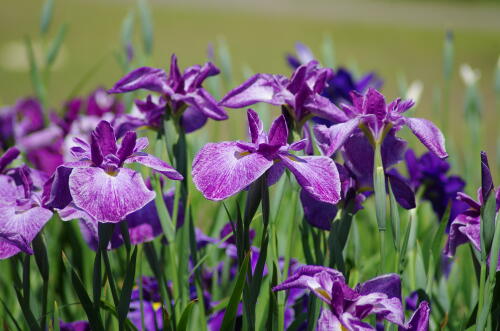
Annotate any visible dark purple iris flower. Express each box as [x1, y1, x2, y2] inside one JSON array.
[[43, 120, 182, 223], [404, 149, 467, 226], [314, 88, 447, 159], [192, 109, 340, 204], [0, 147, 53, 259], [108, 54, 228, 133], [219, 60, 347, 129], [273, 265, 430, 330], [444, 188, 500, 270], [286, 42, 382, 107], [59, 320, 91, 331]]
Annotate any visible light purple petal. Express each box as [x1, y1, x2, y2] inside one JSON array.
[[192, 142, 274, 200], [405, 117, 447, 159], [125, 153, 183, 180], [69, 167, 156, 223], [314, 118, 361, 157], [280, 155, 341, 204], [219, 74, 290, 108], [0, 175, 17, 205], [0, 205, 52, 259], [247, 109, 264, 144], [317, 309, 344, 331], [108, 67, 170, 94]]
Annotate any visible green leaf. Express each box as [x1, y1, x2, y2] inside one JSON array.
[[388, 184, 401, 251], [177, 299, 198, 331], [25, 37, 47, 110], [32, 234, 50, 329], [0, 297, 22, 331], [40, 0, 54, 35], [121, 11, 135, 49], [321, 34, 336, 68], [429, 204, 451, 276], [63, 253, 104, 330], [138, 0, 153, 56], [480, 191, 497, 257], [100, 300, 139, 331], [117, 247, 138, 328], [399, 209, 415, 274], [45, 23, 68, 68], [220, 253, 250, 330]]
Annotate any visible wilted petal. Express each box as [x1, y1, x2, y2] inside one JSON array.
[[0, 205, 52, 259], [108, 67, 169, 94], [314, 118, 361, 157], [300, 189, 337, 230], [386, 169, 416, 210], [69, 167, 156, 223], [400, 301, 430, 331], [281, 155, 341, 204], [192, 142, 274, 200], [405, 118, 447, 159], [125, 153, 183, 180], [219, 74, 289, 108]]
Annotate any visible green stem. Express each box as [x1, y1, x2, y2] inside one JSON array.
[[477, 262, 487, 322], [373, 142, 387, 274]]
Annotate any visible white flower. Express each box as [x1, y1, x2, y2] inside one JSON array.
[[459, 64, 480, 86]]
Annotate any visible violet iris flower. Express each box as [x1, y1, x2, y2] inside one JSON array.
[[0, 97, 44, 148], [0, 147, 53, 259], [219, 60, 347, 129], [192, 109, 341, 204], [286, 42, 382, 106], [43, 120, 182, 223], [273, 265, 430, 330], [59, 320, 90, 331], [404, 149, 467, 225], [444, 188, 500, 270], [314, 88, 447, 159], [108, 54, 228, 133]]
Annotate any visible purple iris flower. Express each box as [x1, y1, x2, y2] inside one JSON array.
[[286, 42, 382, 107], [273, 265, 430, 330], [314, 88, 447, 159], [43, 120, 183, 223], [444, 188, 500, 270], [0, 97, 45, 148], [108, 54, 228, 133], [219, 60, 347, 129], [0, 147, 53, 259], [192, 109, 341, 204], [404, 149, 467, 226]]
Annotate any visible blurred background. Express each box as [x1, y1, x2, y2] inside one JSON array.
[[0, 0, 499, 180]]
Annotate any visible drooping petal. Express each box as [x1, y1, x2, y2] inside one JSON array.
[[43, 164, 90, 209], [300, 189, 337, 230], [180, 89, 228, 120], [125, 153, 183, 180], [405, 117, 447, 159], [108, 67, 169, 94], [219, 74, 289, 108], [314, 118, 361, 157], [0, 205, 52, 259], [351, 293, 404, 327], [399, 301, 430, 331], [268, 115, 288, 146], [192, 142, 274, 200], [303, 94, 349, 123], [355, 273, 402, 301], [69, 167, 156, 223], [280, 155, 341, 204], [267, 162, 286, 187]]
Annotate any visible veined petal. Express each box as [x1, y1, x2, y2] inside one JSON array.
[[0, 175, 17, 205], [314, 118, 360, 157], [405, 118, 447, 158], [364, 88, 387, 122], [69, 167, 156, 223], [181, 89, 228, 121], [125, 153, 183, 180], [317, 309, 344, 331], [281, 155, 341, 204], [108, 67, 169, 94], [247, 109, 264, 144], [219, 74, 289, 108], [192, 141, 274, 200], [0, 205, 52, 259]]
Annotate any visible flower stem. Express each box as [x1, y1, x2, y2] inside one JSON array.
[[373, 142, 387, 274]]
